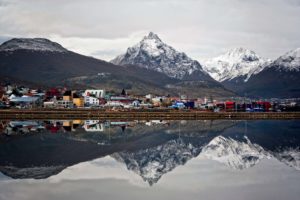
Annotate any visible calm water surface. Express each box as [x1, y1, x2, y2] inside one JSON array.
[[0, 120, 299, 200]]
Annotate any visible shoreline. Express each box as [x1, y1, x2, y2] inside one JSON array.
[[1, 109, 300, 120]]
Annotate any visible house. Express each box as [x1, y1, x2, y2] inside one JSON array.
[[62, 90, 84, 107], [43, 100, 57, 108], [170, 101, 185, 109], [73, 93, 84, 107], [46, 88, 62, 99], [105, 101, 124, 107], [152, 96, 166, 107], [57, 100, 73, 108], [132, 100, 140, 107], [3, 84, 14, 93], [254, 101, 272, 112], [9, 96, 41, 108], [145, 94, 153, 99], [106, 96, 133, 107], [225, 101, 236, 111], [83, 89, 106, 106], [63, 90, 73, 101], [84, 96, 100, 106], [18, 86, 30, 95], [84, 89, 106, 98], [0, 90, 8, 103]]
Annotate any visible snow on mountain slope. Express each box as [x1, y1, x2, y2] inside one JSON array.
[[268, 48, 300, 71], [202, 48, 271, 82], [111, 32, 208, 80], [0, 38, 68, 52], [201, 136, 270, 170]]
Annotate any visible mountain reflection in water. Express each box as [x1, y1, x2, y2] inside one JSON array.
[[0, 120, 299, 186]]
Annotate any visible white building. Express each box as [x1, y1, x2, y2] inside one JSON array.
[[83, 89, 105, 98], [84, 96, 100, 106], [105, 101, 124, 107]]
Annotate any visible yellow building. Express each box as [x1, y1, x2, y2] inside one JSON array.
[[73, 97, 84, 107], [62, 91, 84, 107], [63, 90, 72, 101]]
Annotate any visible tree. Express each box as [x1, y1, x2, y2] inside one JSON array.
[[121, 89, 126, 96]]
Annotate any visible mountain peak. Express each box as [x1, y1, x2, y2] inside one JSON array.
[[271, 47, 300, 71], [111, 32, 209, 80], [223, 47, 260, 62], [0, 38, 68, 52], [203, 47, 270, 82], [143, 32, 162, 41]]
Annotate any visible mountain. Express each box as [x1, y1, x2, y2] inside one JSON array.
[[111, 32, 216, 82], [202, 47, 271, 83], [0, 37, 234, 97], [238, 48, 300, 97], [0, 38, 68, 52], [202, 47, 300, 98], [0, 38, 129, 85]]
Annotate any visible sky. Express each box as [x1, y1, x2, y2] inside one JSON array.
[[0, 0, 300, 61]]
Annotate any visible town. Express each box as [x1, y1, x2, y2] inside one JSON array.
[[0, 83, 299, 112]]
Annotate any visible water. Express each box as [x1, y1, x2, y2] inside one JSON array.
[[0, 120, 299, 200]]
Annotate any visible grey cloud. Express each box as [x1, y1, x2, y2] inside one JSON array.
[[0, 0, 299, 60]]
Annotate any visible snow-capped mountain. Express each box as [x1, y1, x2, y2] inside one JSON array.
[[0, 37, 232, 97], [267, 48, 300, 71], [239, 48, 300, 97], [201, 136, 270, 170], [111, 32, 210, 80], [0, 38, 68, 52], [202, 47, 271, 82]]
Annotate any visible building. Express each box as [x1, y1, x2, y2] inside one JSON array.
[[57, 100, 73, 108], [84, 89, 105, 98], [9, 96, 41, 108], [63, 90, 73, 101], [73, 93, 84, 107], [84, 96, 100, 106], [225, 101, 236, 111]]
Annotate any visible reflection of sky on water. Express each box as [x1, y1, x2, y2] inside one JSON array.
[[0, 155, 300, 200]]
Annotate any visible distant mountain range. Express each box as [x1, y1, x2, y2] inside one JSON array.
[[202, 47, 271, 82], [0, 36, 233, 97], [202, 47, 300, 98], [0, 33, 299, 98]]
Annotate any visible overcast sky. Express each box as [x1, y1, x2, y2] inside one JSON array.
[[0, 0, 300, 61]]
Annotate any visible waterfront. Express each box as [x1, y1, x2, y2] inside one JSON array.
[[1, 110, 300, 120], [0, 119, 299, 200]]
